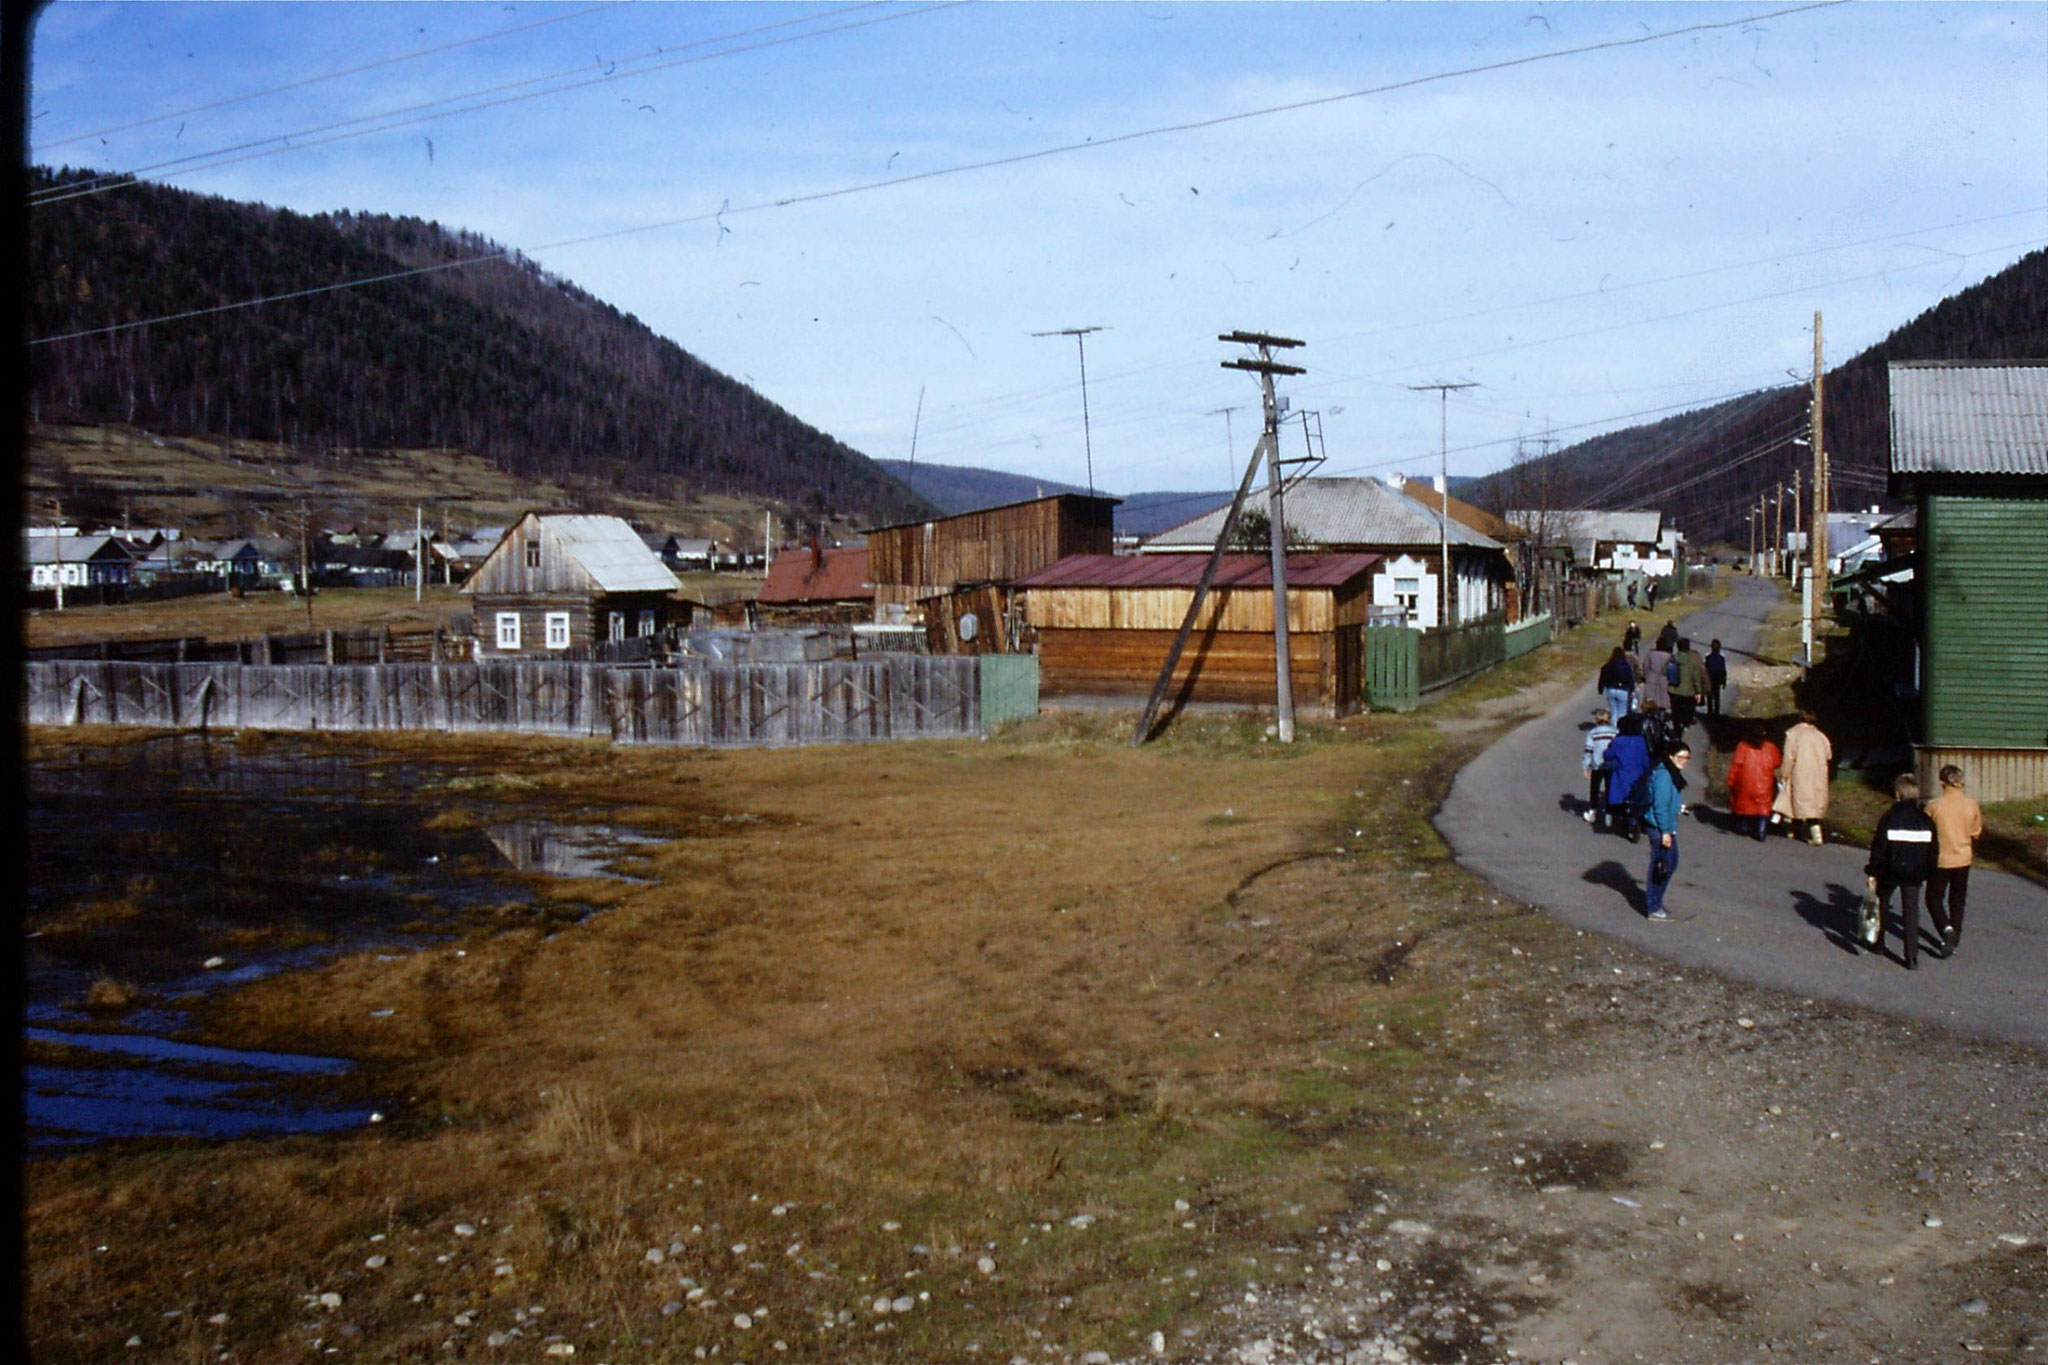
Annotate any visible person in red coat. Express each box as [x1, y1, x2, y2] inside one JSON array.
[[1725, 723, 1781, 841]]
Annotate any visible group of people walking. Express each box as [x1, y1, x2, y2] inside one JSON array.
[[1576, 617, 1984, 967]]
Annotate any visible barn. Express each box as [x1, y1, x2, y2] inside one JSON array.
[[464, 512, 682, 657], [864, 494, 1120, 644], [1014, 552, 1381, 717]]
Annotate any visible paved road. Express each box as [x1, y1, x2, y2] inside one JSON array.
[[1437, 575, 2048, 1050]]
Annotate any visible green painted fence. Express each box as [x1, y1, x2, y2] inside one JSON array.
[[1366, 610, 1547, 711], [979, 653, 1041, 728]]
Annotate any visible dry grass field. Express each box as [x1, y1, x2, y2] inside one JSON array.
[[28, 422, 834, 546], [23, 627, 1618, 1364], [24, 585, 475, 649]]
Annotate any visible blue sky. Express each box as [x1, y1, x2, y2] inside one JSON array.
[[28, 2, 2048, 501]]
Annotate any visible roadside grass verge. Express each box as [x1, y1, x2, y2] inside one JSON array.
[[24, 617, 1638, 1363], [1731, 586, 2045, 883]]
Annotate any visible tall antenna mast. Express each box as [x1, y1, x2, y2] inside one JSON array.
[[1032, 326, 1105, 496], [1407, 381, 1479, 630]]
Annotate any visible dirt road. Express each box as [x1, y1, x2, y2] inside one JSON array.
[[1196, 585, 2048, 1365], [1437, 575, 2048, 1050]]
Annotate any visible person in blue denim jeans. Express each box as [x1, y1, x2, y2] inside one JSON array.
[[1642, 741, 1691, 920]]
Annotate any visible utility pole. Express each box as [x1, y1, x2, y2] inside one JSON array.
[[1205, 406, 1241, 487], [1808, 311, 1827, 671], [1772, 483, 1785, 579], [1226, 332, 1307, 742], [414, 504, 424, 604], [1747, 510, 1756, 574], [1789, 474, 1801, 587], [1032, 326, 1105, 496], [1408, 381, 1478, 630]]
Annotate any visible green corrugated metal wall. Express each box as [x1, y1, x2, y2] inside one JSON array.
[[1922, 493, 2048, 747]]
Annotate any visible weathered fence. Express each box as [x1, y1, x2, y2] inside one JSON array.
[[25, 655, 1011, 748], [30, 624, 468, 666], [1503, 612, 1553, 660]]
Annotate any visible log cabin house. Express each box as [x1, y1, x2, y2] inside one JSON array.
[[1014, 552, 1381, 717], [464, 512, 682, 657]]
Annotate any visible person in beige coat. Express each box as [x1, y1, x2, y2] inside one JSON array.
[[1773, 711, 1834, 845]]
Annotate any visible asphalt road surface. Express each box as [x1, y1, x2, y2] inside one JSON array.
[[1437, 574, 2048, 1050]]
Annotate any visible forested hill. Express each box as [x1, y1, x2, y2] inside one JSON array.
[[1468, 247, 2048, 543], [26, 167, 928, 524], [875, 458, 1234, 538]]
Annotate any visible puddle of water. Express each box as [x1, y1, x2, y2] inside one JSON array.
[[24, 733, 659, 1151]]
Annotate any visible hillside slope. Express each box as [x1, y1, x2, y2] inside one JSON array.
[[1470, 248, 2048, 541], [27, 168, 928, 526]]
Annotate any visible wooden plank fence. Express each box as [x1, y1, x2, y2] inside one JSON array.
[[26, 656, 995, 748]]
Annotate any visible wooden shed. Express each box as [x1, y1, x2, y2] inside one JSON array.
[[463, 512, 683, 658], [1015, 552, 1381, 717], [755, 545, 873, 626], [1889, 361, 2048, 800], [865, 493, 1119, 616]]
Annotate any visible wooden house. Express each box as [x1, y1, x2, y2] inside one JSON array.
[[1889, 360, 2048, 800], [1397, 478, 1534, 621], [755, 545, 873, 626], [1145, 478, 1508, 630], [1015, 552, 1380, 716], [463, 512, 682, 657], [864, 493, 1119, 628], [25, 533, 135, 590]]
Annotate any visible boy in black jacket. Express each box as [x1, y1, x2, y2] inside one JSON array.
[[1866, 772, 1938, 969]]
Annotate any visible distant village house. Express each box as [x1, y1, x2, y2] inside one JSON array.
[[463, 512, 683, 657]]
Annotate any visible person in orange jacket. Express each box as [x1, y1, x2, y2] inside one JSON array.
[[1724, 723, 1782, 841]]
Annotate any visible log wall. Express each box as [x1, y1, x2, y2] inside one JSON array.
[[26, 657, 986, 749], [1036, 626, 1358, 716]]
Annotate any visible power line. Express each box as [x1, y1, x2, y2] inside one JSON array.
[[32, 0, 1849, 341], [32, 1, 632, 153], [33, 2, 938, 206]]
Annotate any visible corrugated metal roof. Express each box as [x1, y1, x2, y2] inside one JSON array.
[[1013, 551, 1380, 591], [1506, 509, 1664, 562], [758, 546, 872, 603], [1890, 361, 2048, 477], [1144, 478, 1501, 551], [1396, 480, 1525, 541], [23, 534, 129, 563], [537, 514, 682, 592]]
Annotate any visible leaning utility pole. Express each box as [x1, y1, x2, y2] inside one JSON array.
[[1789, 474, 1801, 587], [1808, 311, 1827, 670], [1032, 326, 1105, 496], [1227, 332, 1307, 743], [1408, 381, 1478, 630], [1129, 332, 1305, 747]]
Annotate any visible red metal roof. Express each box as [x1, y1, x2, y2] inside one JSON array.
[[1012, 552, 1380, 591], [757, 546, 873, 603]]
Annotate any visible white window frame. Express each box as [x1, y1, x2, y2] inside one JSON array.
[[545, 611, 571, 650], [609, 611, 627, 643], [496, 612, 522, 650], [637, 608, 656, 637]]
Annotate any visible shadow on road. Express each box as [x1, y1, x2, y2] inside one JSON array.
[[1583, 860, 1639, 913], [1794, 882, 1865, 956]]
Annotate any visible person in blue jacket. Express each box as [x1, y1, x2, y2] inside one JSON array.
[[1599, 712, 1653, 843], [1641, 741, 1691, 920]]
